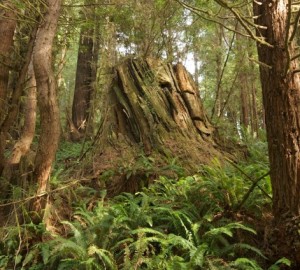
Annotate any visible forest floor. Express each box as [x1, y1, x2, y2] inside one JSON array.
[[0, 137, 293, 269]]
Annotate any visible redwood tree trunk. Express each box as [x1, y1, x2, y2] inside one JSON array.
[[0, 0, 16, 117], [254, 1, 300, 265], [236, 29, 250, 129], [249, 52, 259, 136], [0, 1, 17, 173], [31, 0, 61, 220], [72, 5, 97, 137], [211, 25, 223, 119]]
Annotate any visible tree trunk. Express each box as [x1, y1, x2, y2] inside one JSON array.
[[249, 50, 259, 136], [236, 27, 250, 130], [31, 0, 61, 221], [254, 1, 300, 265], [90, 57, 225, 195], [71, 14, 95, 136], [239, 75, 250, 129], [0, 1, 17, 174], [0, 22, 38, 178], [3, 61, 36, 179], [211, 25, 223, 119], [0, 0, 16, 118]]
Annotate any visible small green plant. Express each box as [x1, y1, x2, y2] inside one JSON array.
[[40, 164, 272, 269], [0, 221, 49, 270], [1, 138, 277, 269]]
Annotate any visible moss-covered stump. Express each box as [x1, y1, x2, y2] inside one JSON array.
[[88, 57, 226, 195]]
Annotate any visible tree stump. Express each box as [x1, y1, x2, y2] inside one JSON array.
[[89, 57, 224, 195]]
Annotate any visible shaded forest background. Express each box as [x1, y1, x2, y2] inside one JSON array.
[[0, 0, 299, 269]]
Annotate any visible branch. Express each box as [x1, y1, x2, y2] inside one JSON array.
[[235, 171, 270, 211], [248, 57, 272, 69], [213, 0, 273, 47], [62, 3, 124, 8], [291, 53, 300, 61], [225, 157, 272, 200], [292, 69, 300, 75], [0, 178, 92, 208], [211, 24, 236, 120], [175, 0, 252, 39], [217, 70, 240, 122], [289, 6, 300, 43], [284, 0, 293, 75]]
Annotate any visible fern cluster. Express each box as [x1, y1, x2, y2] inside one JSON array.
[[0, 141, 291, 269]]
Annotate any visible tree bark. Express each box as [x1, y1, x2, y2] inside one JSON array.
[[254, 1, 300, 265], [0, 1, 17, 174], [211, 25, 223, 119], [5, 61, 36, 173], [235, 26, 250, 130], [0, 61, 37, 203], [91, 57, 224, 195], [31, 0, 61, 221], [71, 14, 95, 136], [0, 24, 38, 176], [0, 0, 16, 118], [249, 49, 259, 136]]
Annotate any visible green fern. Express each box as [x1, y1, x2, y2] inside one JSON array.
[[88, 245, 118, 270], [231, 257, 263, 270], [2, 147, 274, 270]]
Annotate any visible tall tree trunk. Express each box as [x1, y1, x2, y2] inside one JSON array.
[[0, 1, 17, 174], [71, 22, 95, 136], [0, 24, 38, 178], [211, 25, 223, 119], [254, 1, 300, 265], [249, 52, 259, 136], [31, 0, 61, 221], [7, 62, 36, 165], [239, 73, 250, 129], [236, 28, 250, 130], [0, 60, 36, 205], [0, 0, 16, 118]]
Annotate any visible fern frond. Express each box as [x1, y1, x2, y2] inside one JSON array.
[[50, 238, 87, 260], [220, 243, 267, 259], [203, 222, 256, 240], [88, 245, 118, 270], [166, 234, 196, 252], [74, 206, 96, 226], [231, 257, 263, 270], [189, 243, 208, 267], [61, 221, 87, 248], [268, 257, 291, 270]]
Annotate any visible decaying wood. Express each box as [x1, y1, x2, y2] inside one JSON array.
[[174, 63, 214, 136], [89, 57, 224, 195]]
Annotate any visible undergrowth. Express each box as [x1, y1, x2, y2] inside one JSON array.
[[0, 140, 291, 269]]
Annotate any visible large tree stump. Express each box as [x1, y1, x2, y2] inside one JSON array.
[[90, 57, 223, 195]]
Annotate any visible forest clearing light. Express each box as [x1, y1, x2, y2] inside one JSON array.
[[183, 52, 203, 84], [183, 52, 195, 74]]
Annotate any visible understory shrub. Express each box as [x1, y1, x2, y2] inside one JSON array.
[[0, 141, 290, 269]]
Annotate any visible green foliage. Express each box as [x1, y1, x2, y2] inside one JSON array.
[[0, 222, 49, 270], [0, 141, 276, 269], [195, 155, 270, 217], [54, 141, 87, 170], [37, 162, 272, 268]]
